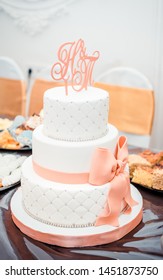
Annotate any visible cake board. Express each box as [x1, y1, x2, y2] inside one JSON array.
[[10, 185, 143, 248]]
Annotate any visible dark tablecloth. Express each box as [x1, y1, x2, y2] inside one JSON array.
[[0, 148, 163, 260]]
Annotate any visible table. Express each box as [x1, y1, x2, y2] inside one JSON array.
[[0, 147, 163, 260]]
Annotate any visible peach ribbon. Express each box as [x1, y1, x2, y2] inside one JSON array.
[[89, 136, 138, 227], [11, 208, 143, 247], [33, 160, 89, 184]]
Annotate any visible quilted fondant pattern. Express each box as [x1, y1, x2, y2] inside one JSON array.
[[22, 176, 109, 227], [43, 96, 109, 141]]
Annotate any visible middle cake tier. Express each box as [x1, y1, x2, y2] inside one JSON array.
[[32, 124, 118, 183]]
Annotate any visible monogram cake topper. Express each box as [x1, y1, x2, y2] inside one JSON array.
[[51, 39, 100, 95]]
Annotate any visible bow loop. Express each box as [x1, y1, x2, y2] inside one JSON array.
[[114, 135, 128, 164]]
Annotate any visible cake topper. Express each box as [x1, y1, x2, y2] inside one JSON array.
[[51, 39, 100, 95]]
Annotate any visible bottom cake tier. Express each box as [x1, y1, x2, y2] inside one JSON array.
[[21, 156, 127, 228], [11, 185, 143, 247]]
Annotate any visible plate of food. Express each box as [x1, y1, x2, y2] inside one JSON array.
[[0, 153, 27, 191], [0, 114, 43, 151], [0, 129, 31, 151], [0, 117, 13, 132], [128, 150, 163, 193]]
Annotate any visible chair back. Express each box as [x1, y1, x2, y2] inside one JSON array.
[[94, 67, 154, 148], [0, 56, 26, 117], [28, 79, 63, 116]]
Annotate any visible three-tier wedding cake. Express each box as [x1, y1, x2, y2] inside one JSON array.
[[11, 39, 143, 247]]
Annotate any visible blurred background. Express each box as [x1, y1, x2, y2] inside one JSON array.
[[0, 0, 163, 150]]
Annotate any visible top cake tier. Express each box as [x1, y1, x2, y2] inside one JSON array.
[[43, 86, 109, 141]]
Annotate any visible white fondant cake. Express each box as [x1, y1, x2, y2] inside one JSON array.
[[11, 39, 142, 247], [20, 85, 135, 230], [43, 86, 109, 141]]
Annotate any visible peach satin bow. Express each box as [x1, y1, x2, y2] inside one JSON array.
[[89, 136, 138, 227]]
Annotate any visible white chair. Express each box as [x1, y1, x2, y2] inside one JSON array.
[[95, 67, 154, 148], [97, 67, 153, 90], [0, 56, 25, 80], [0, 56, 26, 117]]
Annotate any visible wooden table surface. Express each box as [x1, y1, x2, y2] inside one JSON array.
[[0, 147, 163, 260]]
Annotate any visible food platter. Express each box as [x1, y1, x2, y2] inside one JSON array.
[[0, 114, 43, 151], [128, 149, 163, 194], [133, 182, 163, 194], [0, 118, 13, 131]]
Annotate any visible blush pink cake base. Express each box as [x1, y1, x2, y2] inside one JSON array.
[[11, 185, 143, 248]]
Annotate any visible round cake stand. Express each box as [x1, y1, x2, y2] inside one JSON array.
[[10, 185, 143, 248]]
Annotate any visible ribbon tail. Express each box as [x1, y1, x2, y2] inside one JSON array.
[[95, 198, 120, 227], [93, 136, 138, 227], [95, 214, 119, 227], [95, 175, 124, 227], [123, 206, 132, 215], [95, 172, 138, 227], [124, 175, 138, 208]]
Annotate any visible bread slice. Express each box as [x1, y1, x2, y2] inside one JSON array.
[[128, 154, 152, 178], [131, 166, 153, 187], [152, 165, 163, 190]]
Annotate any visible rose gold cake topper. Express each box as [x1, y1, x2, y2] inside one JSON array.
[[51, 39, 100, 95]]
